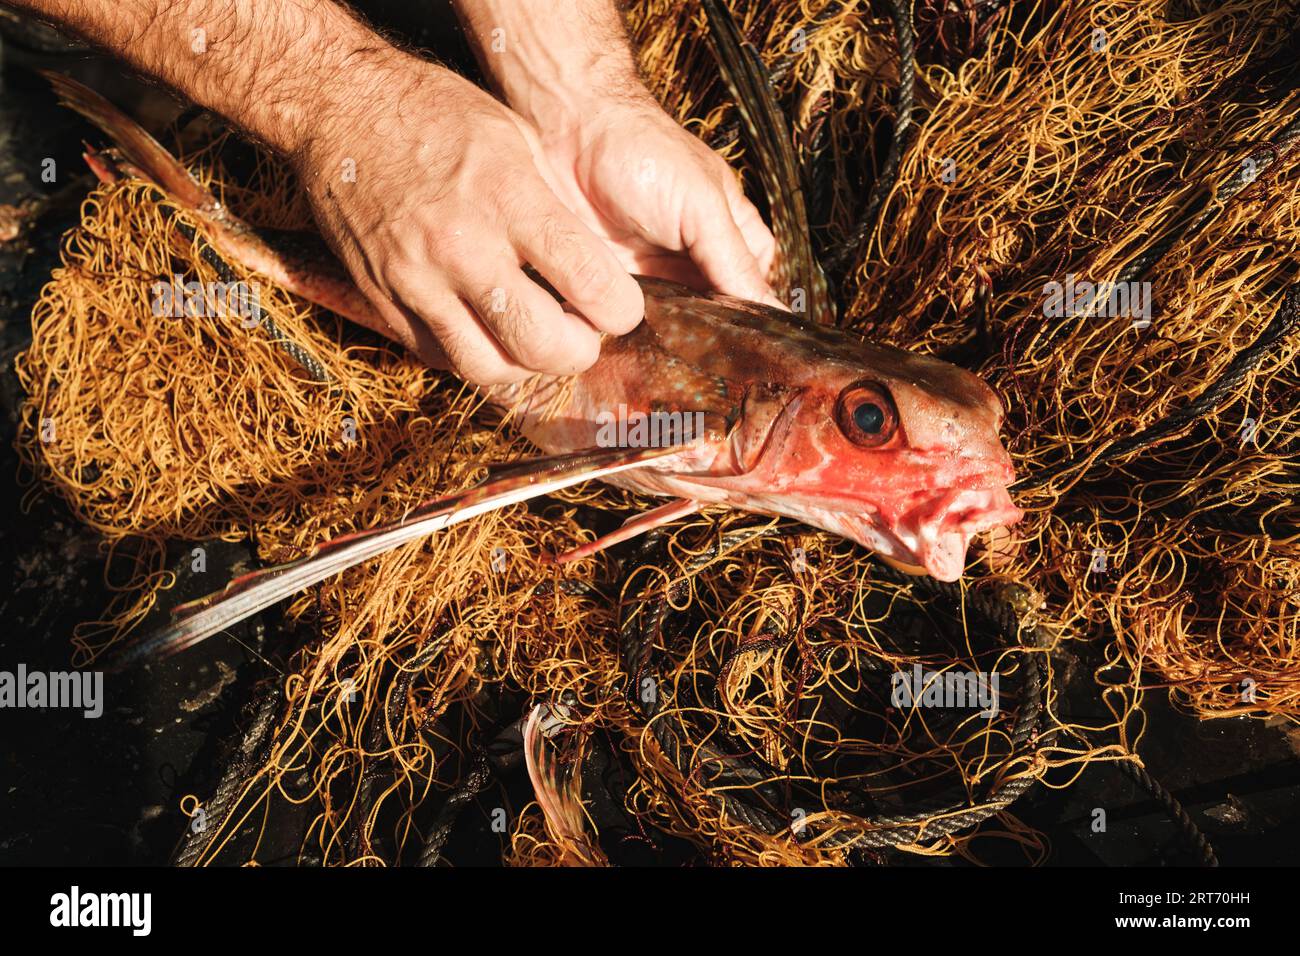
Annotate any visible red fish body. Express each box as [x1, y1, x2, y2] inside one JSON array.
[[494, 277, 1021, 580]]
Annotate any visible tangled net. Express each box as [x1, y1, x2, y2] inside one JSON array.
[[14, 0, 1300, 866]]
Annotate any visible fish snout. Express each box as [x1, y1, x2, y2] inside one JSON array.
[[830, 483, 1023, 582], [899, 485, 1024, 581]]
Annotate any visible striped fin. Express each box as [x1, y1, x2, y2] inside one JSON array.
[[108, 444, 686, 670], [522, 704, 607, 866], [703, 0, 834, 324]]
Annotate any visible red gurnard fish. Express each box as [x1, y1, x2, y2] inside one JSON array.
[[491, 285, 1020, 580], [42, 2, 1020, 663]]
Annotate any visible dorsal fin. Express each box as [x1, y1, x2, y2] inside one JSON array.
[[703, 0, 835, 325]]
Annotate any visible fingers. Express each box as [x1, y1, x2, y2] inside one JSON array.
[[726, 187, 778, 280], [681, 190, 785, 310], [351, 220, 623, 385], [370, 278, 535, 386], [459, 269, 603, 377], [417, 297, 535, 386], [510, 199, 645, 337], [340, 203, 619, 385]]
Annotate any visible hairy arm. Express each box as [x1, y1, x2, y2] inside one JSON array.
[[5, 0, 379, 157], [5, 0, 647, 384]]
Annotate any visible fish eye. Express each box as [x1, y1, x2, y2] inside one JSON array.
[[835, 380, 897, 448]]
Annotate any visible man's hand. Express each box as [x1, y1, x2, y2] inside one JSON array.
[[15, 0, 780, 385], [532, 92, 781, 304], [294, 55, 644, 384], [11, 0, 646, 385], [456, 0, 782, 307]]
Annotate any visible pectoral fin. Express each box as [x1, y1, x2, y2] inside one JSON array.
[[544, 497, 700, 565], [109, 444, 687, 670]]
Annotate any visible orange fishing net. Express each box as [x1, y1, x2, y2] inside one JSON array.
[[14, 0, 1300, 865]]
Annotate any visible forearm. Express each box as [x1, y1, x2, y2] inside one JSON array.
[[4, 0, 410, 156], [453, 0, 649, 132]]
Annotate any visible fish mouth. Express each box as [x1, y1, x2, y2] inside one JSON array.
[[834, 485, 1023, 582]]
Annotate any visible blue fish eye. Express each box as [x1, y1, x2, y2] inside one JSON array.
[[853, 402, 884, 434]]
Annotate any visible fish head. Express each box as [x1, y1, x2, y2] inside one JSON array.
[[501, 281, 1023, 582], [716, 342, 1023, 581]]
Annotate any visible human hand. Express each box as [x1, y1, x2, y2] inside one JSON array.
[[529, 91, 782, 307], [455, 0, 781, 309], [294, 54, 645, 385]]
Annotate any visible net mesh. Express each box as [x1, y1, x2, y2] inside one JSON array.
[[14, 0, 1300, 865]]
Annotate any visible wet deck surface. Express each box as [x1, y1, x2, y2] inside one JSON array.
[[0, 10, 1296, 867]]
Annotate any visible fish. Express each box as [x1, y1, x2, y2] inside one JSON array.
[[41, 0, 1020, 663]]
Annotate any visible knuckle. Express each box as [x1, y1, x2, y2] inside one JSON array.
[[425, 320, 492, 385], [378, 255, 424, 297], [486, 170, 529, 220], [471, 284, 514, 323], [537, 214, 577, 261], [503, 326, 557, 372], [567, 258, 618, 310], [569, 253, 617, 306], [444, 345, 520, 387], [538, 219, 612, 304], [507, 324, 573, 373]]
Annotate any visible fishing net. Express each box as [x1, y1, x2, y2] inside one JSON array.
[[14, 0, 1300, 866]]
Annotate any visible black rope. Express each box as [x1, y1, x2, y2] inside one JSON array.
[[168, 215, 335, 385], [1114, 757, 1219, 867], [618, 525, 1053, 851], [344, 634, 453, 861], [1022, 90, 1300, 361], [416, 749, 494, 867], [1113, 110, 1300, 290], [1177, 492, 1299, 538], [173, 679, 283, 867]]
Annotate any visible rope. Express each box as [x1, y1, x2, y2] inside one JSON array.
[[416, 749, 494, 867], [173, 680, 282, 867], [171, 215, 335, 385], [619, 526, 1053, 852], [1114, 758, 1219, 867], [826, 0, 916, 270], [1015, 286, 1300, 492]]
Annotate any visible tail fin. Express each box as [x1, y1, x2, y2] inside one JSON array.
[[41, 69, 219, 214], [42, 70, 404, 354], [702, 0, 834, 325]]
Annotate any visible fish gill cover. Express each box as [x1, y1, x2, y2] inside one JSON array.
[[13, 0, 1300, 865]]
